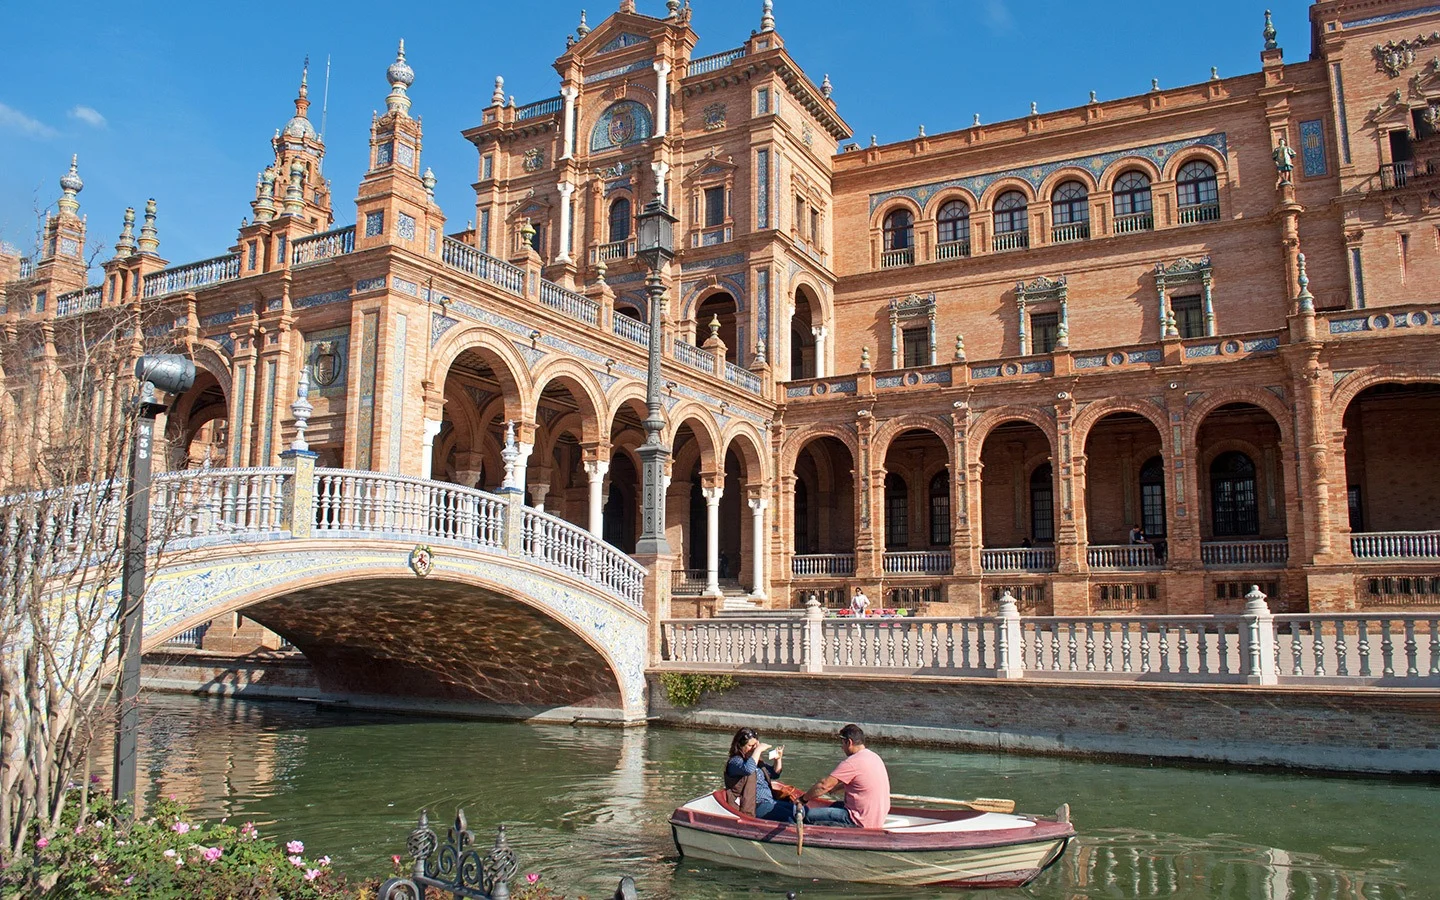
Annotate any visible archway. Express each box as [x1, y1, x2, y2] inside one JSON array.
[[1195, 403, 1287, 543], [792, 436, 856, 556], [605, 397, 647, 552], [1081, 411, 1167, 564], [1342, 382, 1440, 535], [880, 429, 950, 552], [165, 371, 229, 469], [532, 374, 603, 527], [695, 292, 739, 364], [979, 420, 1055, 571], [434, 344, 526, 492], [791, 286, 819, 380]]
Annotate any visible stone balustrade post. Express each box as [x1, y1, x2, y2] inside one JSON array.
[[278, 449, 318, 538], [1242, 585, 1278, 685], [803, 594, 825, 674], [995, 590, 1025, 678], [502, 488, 526, 556]]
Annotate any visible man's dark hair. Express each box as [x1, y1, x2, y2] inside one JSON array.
[[839, 723, 866, 745]]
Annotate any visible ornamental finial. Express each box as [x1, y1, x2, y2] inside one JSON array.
[[821, 73, 832, 99], [422, 167, 437, 197], [1263, 9, 1278, 51], [386, 39, 415, 115], [290, 367, 313, 451], [1295, 252, 1314, 313], [57, 154, 83, 215], [760, 0, 774, 33], [666, 0, 680, 17], [137, 198, 160, 255], [577, 9, 590, 36], [115, 207, 137, 257], [491, 76, 505, 107], [953, 334, 966, 361]]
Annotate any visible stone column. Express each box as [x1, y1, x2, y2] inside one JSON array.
[[557, 181, 575, 263], [560, 85, 579, 159], [420, 418, 443, 480], [811, 325, 828, 378], [585, 458, 609, 536], [653, 60, 672, 136], [703, 481, 724, 596], [748, 494, 768, 598], [530, 482, 551, 512]]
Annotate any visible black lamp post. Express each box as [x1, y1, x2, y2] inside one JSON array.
[[634, 193, 677, 556], [113, 353, 195, 807]]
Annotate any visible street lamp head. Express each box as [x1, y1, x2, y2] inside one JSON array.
[[135, 354, 196, 396], [635, 194, 678, 272]]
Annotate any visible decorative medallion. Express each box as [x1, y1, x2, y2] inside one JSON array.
[[802, 125, 814, 148], [1372, 36, 1437, 77], [522, 148, 545, 172], [408, 543, 435, 577], [703, 103, 727, 131], [312, 341, 342, 386], [609, 111, 635, 145]]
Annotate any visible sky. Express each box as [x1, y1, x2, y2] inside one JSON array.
[[1, 0, 1315, 268]]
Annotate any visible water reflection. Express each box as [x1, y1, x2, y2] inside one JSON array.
[[97, 695, 1433, 899]]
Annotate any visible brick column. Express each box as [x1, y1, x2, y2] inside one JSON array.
[[854, 408, 878, 579]]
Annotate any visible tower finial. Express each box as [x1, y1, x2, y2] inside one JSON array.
[[1295, 252, 1314, 313], [666, 0, 680, 17], [1263, 9, 1278, 51], [385, 39, 415, 115], [57, 154, 83, 216], [491, 76, 505, 107], [760, 0, 775, 32], [821, 74, 832, 99], [137, 199, 160, 255], [115, 207, 137, 257], [577, 9, 590, 36]]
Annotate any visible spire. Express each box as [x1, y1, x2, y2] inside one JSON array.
[[136, 199, 159, 255], [1295, 253, 1314, 313], [491, 76, 505, 107], [57, 155, 83, 216], [576, 9, 590, 37], [385, 39, 415, 116], [1263, 9, 1277, 51], [115, 207, 137, 257], [760, 0, 775, 32], [280, 58, 318, 140]]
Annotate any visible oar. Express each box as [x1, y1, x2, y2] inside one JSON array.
[[793, 806, 805, 856], [890, 793, 1016, 814]]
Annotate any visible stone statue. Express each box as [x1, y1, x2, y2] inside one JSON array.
[[1273, 136, 1296, 181]]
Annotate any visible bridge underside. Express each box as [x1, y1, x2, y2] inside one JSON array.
[[239, 578, 625, 721]]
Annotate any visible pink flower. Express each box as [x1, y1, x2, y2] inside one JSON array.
[[163, 849, 176, 859], [74, 825, 84, 834], [392, 854, 402, 865], [526, 873, 540, 885], [318, 856, 331, 867], [286, 840, 304, 854], [123, 876, 133, 886], [289, 855, 305, 867], [35, 838, 48, 850], [172, 822, 191, 835], [305, 868, 321, 881], [202, 846, 223, 863], [240, 822, 257, 838]]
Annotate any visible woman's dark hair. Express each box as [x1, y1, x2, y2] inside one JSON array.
[[729, 727, 758, 758]]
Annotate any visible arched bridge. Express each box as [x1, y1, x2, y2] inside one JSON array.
[[44, 464, 652, 723]]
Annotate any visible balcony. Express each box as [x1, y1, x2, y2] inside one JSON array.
[[992, 231, 1030, 253], [935, 239, 971, 261], [1114, 212, 1154, 234], [1379, 159, 1440, 190], [792, 553, 856, 577], [1087, 544, 1161, 570], [880, 247, 914, 268], [594, 240, 634, 263], [883, 551, 952, 575], [1351, 530, 1440, 560], [1051, 222, 1090, 244], [981, 546, 1055, 572], [612, 314, 650, 347], [1201, 539, 1288, 567], [1178, 203, 1220, 225]]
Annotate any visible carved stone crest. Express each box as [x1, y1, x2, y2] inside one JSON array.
[[408, 543, 435, 577], [703, 103, 726, 131], [1372, 35, 1438, 77], [522, 148, 545, 172], [311, 341, 342, 386]]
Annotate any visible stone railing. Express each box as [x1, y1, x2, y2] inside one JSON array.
[[314, 469, 506, 549], [659, 589, 1439, 685], [520, 506, 645, 607], [1351, 530, 1440, 560], [935, 239, 970, 260], [612, 315, 650, 346], [442, 237, 525, 295], [154, 468, 293, 537], [1087, 544, 1160, 569], [55, 285, 104, 318], [594, 240, 634, 262], [142, 253, 242, 298], [981, 546, 1056, 572], [687, 47, 747, 76], [515, 95, 562, 120], [1051, 222, 1090, 243], [791, 553, 855, 576], [883, 550, 952, 574], [724, 361, 762, 395], [1201, 539, 1288, 567], [539, 279, 600, 326], [880, 247, 913, 268], [1114, 211, 1154, 234], [992, 231, 1030, 252], [1178, 202, 1221, 224], [291, 226, 356, 266], [672, 339, 714, 373]]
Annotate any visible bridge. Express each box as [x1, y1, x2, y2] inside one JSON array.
[[19, 459, 653, 723]]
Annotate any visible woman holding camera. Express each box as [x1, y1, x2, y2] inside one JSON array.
[[723, 727, 802, 823]]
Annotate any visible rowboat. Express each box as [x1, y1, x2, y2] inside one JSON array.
[[669, 791, 1074, 888]]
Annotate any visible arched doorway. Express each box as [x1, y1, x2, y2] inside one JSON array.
[[791, 286, 820, 380], [694, 292, 739, 364], [1342, 382, 1440, 535], [1081, 411, 1167, 566], [1195, 402, 1288, 564], [979, 420, 1055, 572]]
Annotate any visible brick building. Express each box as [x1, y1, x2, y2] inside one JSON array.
[[3, 0, 1439, 619]]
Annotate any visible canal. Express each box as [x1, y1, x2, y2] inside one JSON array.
[[126, 694, 1436, 899]]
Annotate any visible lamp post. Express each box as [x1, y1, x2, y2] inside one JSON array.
[[113, 353, 195, 807], [634, 192, 678, 556]]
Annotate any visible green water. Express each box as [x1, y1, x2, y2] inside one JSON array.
[[126, 694, 1437, 899]]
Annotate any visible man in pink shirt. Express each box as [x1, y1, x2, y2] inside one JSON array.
[[800, 723, 891, 828]]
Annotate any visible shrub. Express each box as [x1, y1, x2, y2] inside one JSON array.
[[659, 672, 736, 707]]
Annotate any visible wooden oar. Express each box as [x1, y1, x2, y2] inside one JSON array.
[[793, 807, 805, 856], [890, 793, 1016, 814]]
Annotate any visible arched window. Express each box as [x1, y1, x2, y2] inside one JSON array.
[[1113, 171, 1153, 218], [994, 191, 1028, 233], [1210, 451, 1258, 536], [1139, 456, 1166, 538], [884, 473, 909, 549], [1030, 463, 1054, 543], [1177, 160, 1219, 214], [883, 209, 913, 250], [608, 197, 631, 244], [794, 478, 810, 553], [937, 200, 971, 245], [929, 470, 951, 546], [1051, 181, 1090, 225]]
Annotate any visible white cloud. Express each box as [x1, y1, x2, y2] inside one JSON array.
[[0, 102, 57, 139], [983, 0, 1014, 32], [69, 105, 107, 129]]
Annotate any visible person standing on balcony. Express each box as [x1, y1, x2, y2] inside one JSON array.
[[1129, 525, 1147, 545], [850, 586, 871, 617]]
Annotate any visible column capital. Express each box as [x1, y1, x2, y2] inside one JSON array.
[[560, 84, 579, 100], [748, 495, 769, 512], [557, 180, 575, 196], [583, 458, 610, 479], [701, 483, 724, 502]]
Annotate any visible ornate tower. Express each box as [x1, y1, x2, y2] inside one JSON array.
[[30, 156, 90, 312]]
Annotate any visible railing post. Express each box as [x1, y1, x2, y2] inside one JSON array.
[[502, 488, 525, 556], [1242, 585, 1277, 685], [803, 594, 825, 674], [279, 450, 318, 537], [996, 590, 1025, 678]]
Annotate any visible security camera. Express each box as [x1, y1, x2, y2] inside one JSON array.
[[135, 354, 196, 396]]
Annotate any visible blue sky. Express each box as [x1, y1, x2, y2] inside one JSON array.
[[1, 0, 1312, 268]]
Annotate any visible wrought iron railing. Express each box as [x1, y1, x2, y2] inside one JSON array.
[[291, 226, 356, 266], [883, 550, 952, 574], [142, 253, 242, 298], [538, 279, 600, 326], [687, 47, 747, 76], [1201, 539, 1288, 567], [442, 237, 525, 295], [1379, 159, 1440, 190], [981, 546, 1056, 572], [1351, 530, 1440, 560], [612, 314, 650, 346]]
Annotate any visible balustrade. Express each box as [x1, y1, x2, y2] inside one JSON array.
[[992, 231, 1030, 252], [1351, 530, 1440, 560], [671, 569, 708, 595], [313, 469, 506, 548], [442, 237, 525, 294], [595, 240, 634, 262], [1201, 539, 1288, 566], [291, 226, 356, 266], [1021, 616, 1247, 679], [142, 253, 242, 298], [516, 96, 562, 120], [790, 553, 855, 576], [981, 546, 1056, 572], [883, 550, 952, 575], [821, 618, 999, 672], [1051, 222, 1090, 243], [662, 618, 804, 667], [935, 240, 970, 260], [687, 47, 746, 76], [1273, 613, 1440, 681], [1087, 544, 1160, 569], [55, 285, 104, 318], [880, 247, 914, 268], [673, 339, 714, 373], [612, 315, 650, 346], [520, 507, 645, 607], [539, 279, 600, 326], [1113, 212, 1154, 234], [724, 361, 762, 395], [1178, 203, 1221, 224], [153, 468, 292, 538]]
